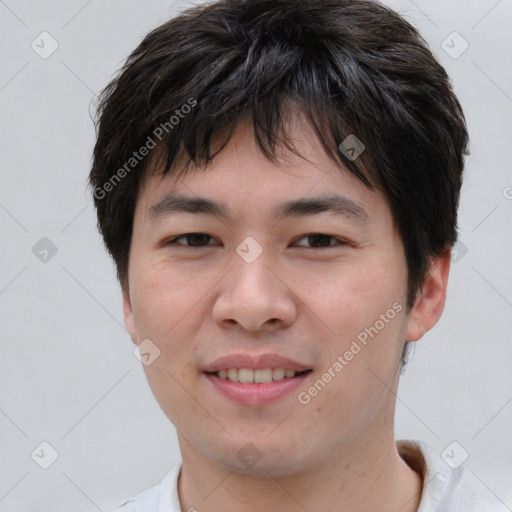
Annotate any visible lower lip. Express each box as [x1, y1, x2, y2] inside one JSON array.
[[204, 372, 311, 406]]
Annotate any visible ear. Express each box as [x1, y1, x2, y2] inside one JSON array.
[[405, 248, 452, 342], [122, 287, 138, 345]]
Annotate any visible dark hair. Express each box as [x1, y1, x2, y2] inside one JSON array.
[[89, 0, 468, 320]]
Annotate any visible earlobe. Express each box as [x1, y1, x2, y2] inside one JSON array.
[[122, 288, 138, 345], [405, 248, 452, 342]]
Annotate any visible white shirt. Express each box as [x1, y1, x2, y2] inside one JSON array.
[[112, 439, 509, 512]]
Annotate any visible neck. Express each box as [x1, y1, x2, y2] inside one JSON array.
[[177, 425, 423, 512]]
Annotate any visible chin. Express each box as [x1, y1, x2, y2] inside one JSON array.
[[218, 454, 309, 477], [206, 437, 313, 477]]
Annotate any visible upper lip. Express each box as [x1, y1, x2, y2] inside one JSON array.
[[203, 353, 312, 373]]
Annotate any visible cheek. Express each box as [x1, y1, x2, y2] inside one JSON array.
[[132, 260, 195, 329], [304, 257, 403, 333], [134, 264, 204, 412], [302, 257, 407, 393]]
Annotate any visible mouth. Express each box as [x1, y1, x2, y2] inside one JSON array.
[[203, 367, 313, 405], [202, 353, 314, 405], [205, 368, 313, 383]]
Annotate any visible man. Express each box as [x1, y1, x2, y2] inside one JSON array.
[[89, 0, 506, 510]]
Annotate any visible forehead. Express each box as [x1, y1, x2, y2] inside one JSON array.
[[135, 115, 388, 226]]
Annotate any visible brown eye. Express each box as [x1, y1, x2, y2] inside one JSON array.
[[166, 233, 216, 247], [294, 234, 348, 248]]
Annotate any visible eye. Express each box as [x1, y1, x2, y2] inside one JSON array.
[[163, 233, 350, 249], [294, 233, 349, 248], [165, 233, 217, 247]]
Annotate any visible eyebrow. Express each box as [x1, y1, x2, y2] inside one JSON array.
[[147, 192, 370, 224]]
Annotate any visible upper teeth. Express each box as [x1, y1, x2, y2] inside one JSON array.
[[216, 368, 299, 383]]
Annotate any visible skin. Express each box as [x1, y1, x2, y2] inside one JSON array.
[[123, 111, 451, 512]]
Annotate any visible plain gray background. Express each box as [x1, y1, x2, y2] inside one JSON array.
[[0, 0, 511, 510]]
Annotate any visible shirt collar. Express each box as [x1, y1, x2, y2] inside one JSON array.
[[397, 439, 453, 512]]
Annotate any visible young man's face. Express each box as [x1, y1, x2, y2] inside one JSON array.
[[123, 113, 448, 475]]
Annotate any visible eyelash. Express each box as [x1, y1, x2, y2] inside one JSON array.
[[163, 233, 350, 249]]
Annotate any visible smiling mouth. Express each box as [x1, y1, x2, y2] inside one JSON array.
[[206, 368, 313, 383]]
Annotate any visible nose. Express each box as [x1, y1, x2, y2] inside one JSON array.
[[212, 252, 298, 334]]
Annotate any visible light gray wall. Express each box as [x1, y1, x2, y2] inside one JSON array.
[[0, 1, 510, 510]]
